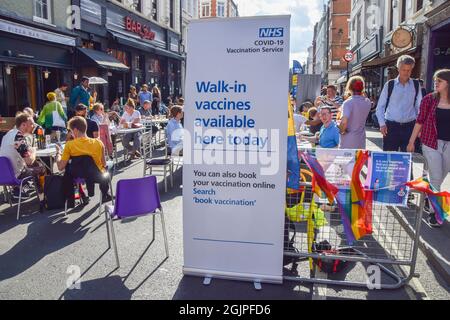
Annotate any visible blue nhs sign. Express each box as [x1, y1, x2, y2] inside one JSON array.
[[259, 28, 284, 38]]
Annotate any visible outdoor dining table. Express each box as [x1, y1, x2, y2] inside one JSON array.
[[35, 143, 65, 173], [114, 126, 145, 165]]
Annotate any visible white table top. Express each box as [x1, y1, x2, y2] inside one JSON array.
[[141, 118, 169, 125], [35, 143, 65, 157], [297, 141, 313, 149], [116, 127, 145, 134]]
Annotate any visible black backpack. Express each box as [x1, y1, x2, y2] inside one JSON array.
[[384, 78, 420, 112], [312, 240, 354, 274], [44, 175, 66, 210]]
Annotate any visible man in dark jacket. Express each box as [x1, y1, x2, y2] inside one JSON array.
[[55, 116, 112, 207]]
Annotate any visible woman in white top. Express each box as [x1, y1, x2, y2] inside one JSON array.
[[166, 106, 184, 156], [120, 99, 142, 159]]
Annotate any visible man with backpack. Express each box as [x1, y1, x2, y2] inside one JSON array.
[[376, 55, 423, 152]]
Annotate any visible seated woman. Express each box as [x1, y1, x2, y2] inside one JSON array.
[[166, 106, 184, 156], [120, 99, 142, 160]]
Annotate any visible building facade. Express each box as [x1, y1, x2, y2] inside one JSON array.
[[346, 0, 450, 98], [74, 0, 184, 107], [0, 0, 76, 116], [306, 45, 314, 74], [198, 0, 238, 18], [313, 7, 329, 84], [327, 0, 351, 85], [0, 0, 184, 116]]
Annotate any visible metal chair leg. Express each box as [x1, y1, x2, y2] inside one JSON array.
[[16, 188, 22, 220], [108, 216, 120, 268], [152, 214, 155, 243], [98, 192, 103, 217], [159, 210, 169, 258], [164, 167, 167, 192], [104, 210, 111, 249], [170, 163, 174, 188], [109, 179, 115, 206]]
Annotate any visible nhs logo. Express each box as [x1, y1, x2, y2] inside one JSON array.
[[259, 28, 284, 38]]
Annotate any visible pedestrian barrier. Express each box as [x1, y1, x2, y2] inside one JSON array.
[[283, 152, 427, 290]]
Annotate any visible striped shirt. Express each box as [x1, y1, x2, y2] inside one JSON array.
[[320, 95, 343, 120]]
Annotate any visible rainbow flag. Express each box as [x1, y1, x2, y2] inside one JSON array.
[[287, 99, 300, 190], [336, 150, 373, 244], [406, 177, 450, 225], [300, 151, 338, 204]]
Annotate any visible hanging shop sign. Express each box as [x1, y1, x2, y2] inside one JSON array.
[[124, 16, 156, 40]]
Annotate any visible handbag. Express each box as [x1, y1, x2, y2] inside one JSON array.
[[52, 104, 66, 128]]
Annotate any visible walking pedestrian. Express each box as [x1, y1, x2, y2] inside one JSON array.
[[407, 69, 450, 227], [69, 77, 91, 118], [338, 76, 372, 149], [376, 55, 422, 152], [38, 92, 67, 136], [138, 84, 152, 108], [54, 83, 69, 115]]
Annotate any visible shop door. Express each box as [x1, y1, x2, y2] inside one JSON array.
[[4, 66, 37, 115]]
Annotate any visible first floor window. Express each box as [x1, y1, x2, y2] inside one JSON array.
[[34, 0, 51, 23], [201, 1, 210, 17], [217, 1, 225, 17]]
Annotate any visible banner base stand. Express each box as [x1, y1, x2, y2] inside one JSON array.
[[203, 276, 212, 286], [183, 267, 283, 285]]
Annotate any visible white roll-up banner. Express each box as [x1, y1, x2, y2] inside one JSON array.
[[183, 16, 290, 284]]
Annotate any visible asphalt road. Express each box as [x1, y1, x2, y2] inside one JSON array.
[[0, 130, 448, 300]]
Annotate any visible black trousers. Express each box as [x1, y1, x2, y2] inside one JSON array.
[[383, 120, 420, 152]]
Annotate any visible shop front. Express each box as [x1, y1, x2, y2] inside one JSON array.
[[75, 0, 183, 108], [0, 18, 76, 116], [426, 18, 450, 90], [106, 10, 183, 101], [347, 29, 384, 99]]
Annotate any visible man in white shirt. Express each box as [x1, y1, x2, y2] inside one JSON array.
[[120, 100, 142, 159], [0, 113, 46, 210]]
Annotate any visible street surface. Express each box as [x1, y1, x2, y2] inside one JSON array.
[[0, 129, 449, 300]]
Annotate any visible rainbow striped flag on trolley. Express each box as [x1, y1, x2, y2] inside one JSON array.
[[336, 151, 373, 244], [406, 177, 450, 225], [287, 100, 300, 190], [300, 151, 338, 204]]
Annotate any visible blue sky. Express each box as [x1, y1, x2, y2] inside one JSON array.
[[235, 0, 324, 66]]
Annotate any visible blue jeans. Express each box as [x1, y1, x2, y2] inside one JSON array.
[[122, 132, 142, 153]]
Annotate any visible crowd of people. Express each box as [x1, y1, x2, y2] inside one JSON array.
[[0, 76, 185, 212], [293, 55, 450, 227]]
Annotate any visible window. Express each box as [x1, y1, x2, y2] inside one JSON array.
[[217, 1, 225, 17], [170, 0, 175, 29], [417, 0, 423, 11], [401, 0, 406, 22], [124, 0, 142, 12], [34, 0, 52, 24], [151, 0, 158, 21], [201, 1, 211, 17]]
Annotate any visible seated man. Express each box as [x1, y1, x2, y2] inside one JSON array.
[[120, 99, 142, 159], [138, 100, 152, 118], [55, 116, 112, 207], [166, 106, 184, 156], [306, 107, 339, 148], [0, 113, 46, 211], [74, 103, 99, 139]]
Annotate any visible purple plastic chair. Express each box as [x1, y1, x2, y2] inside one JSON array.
[[105, 176, 169, 268], [0, 156, 36, 220]]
